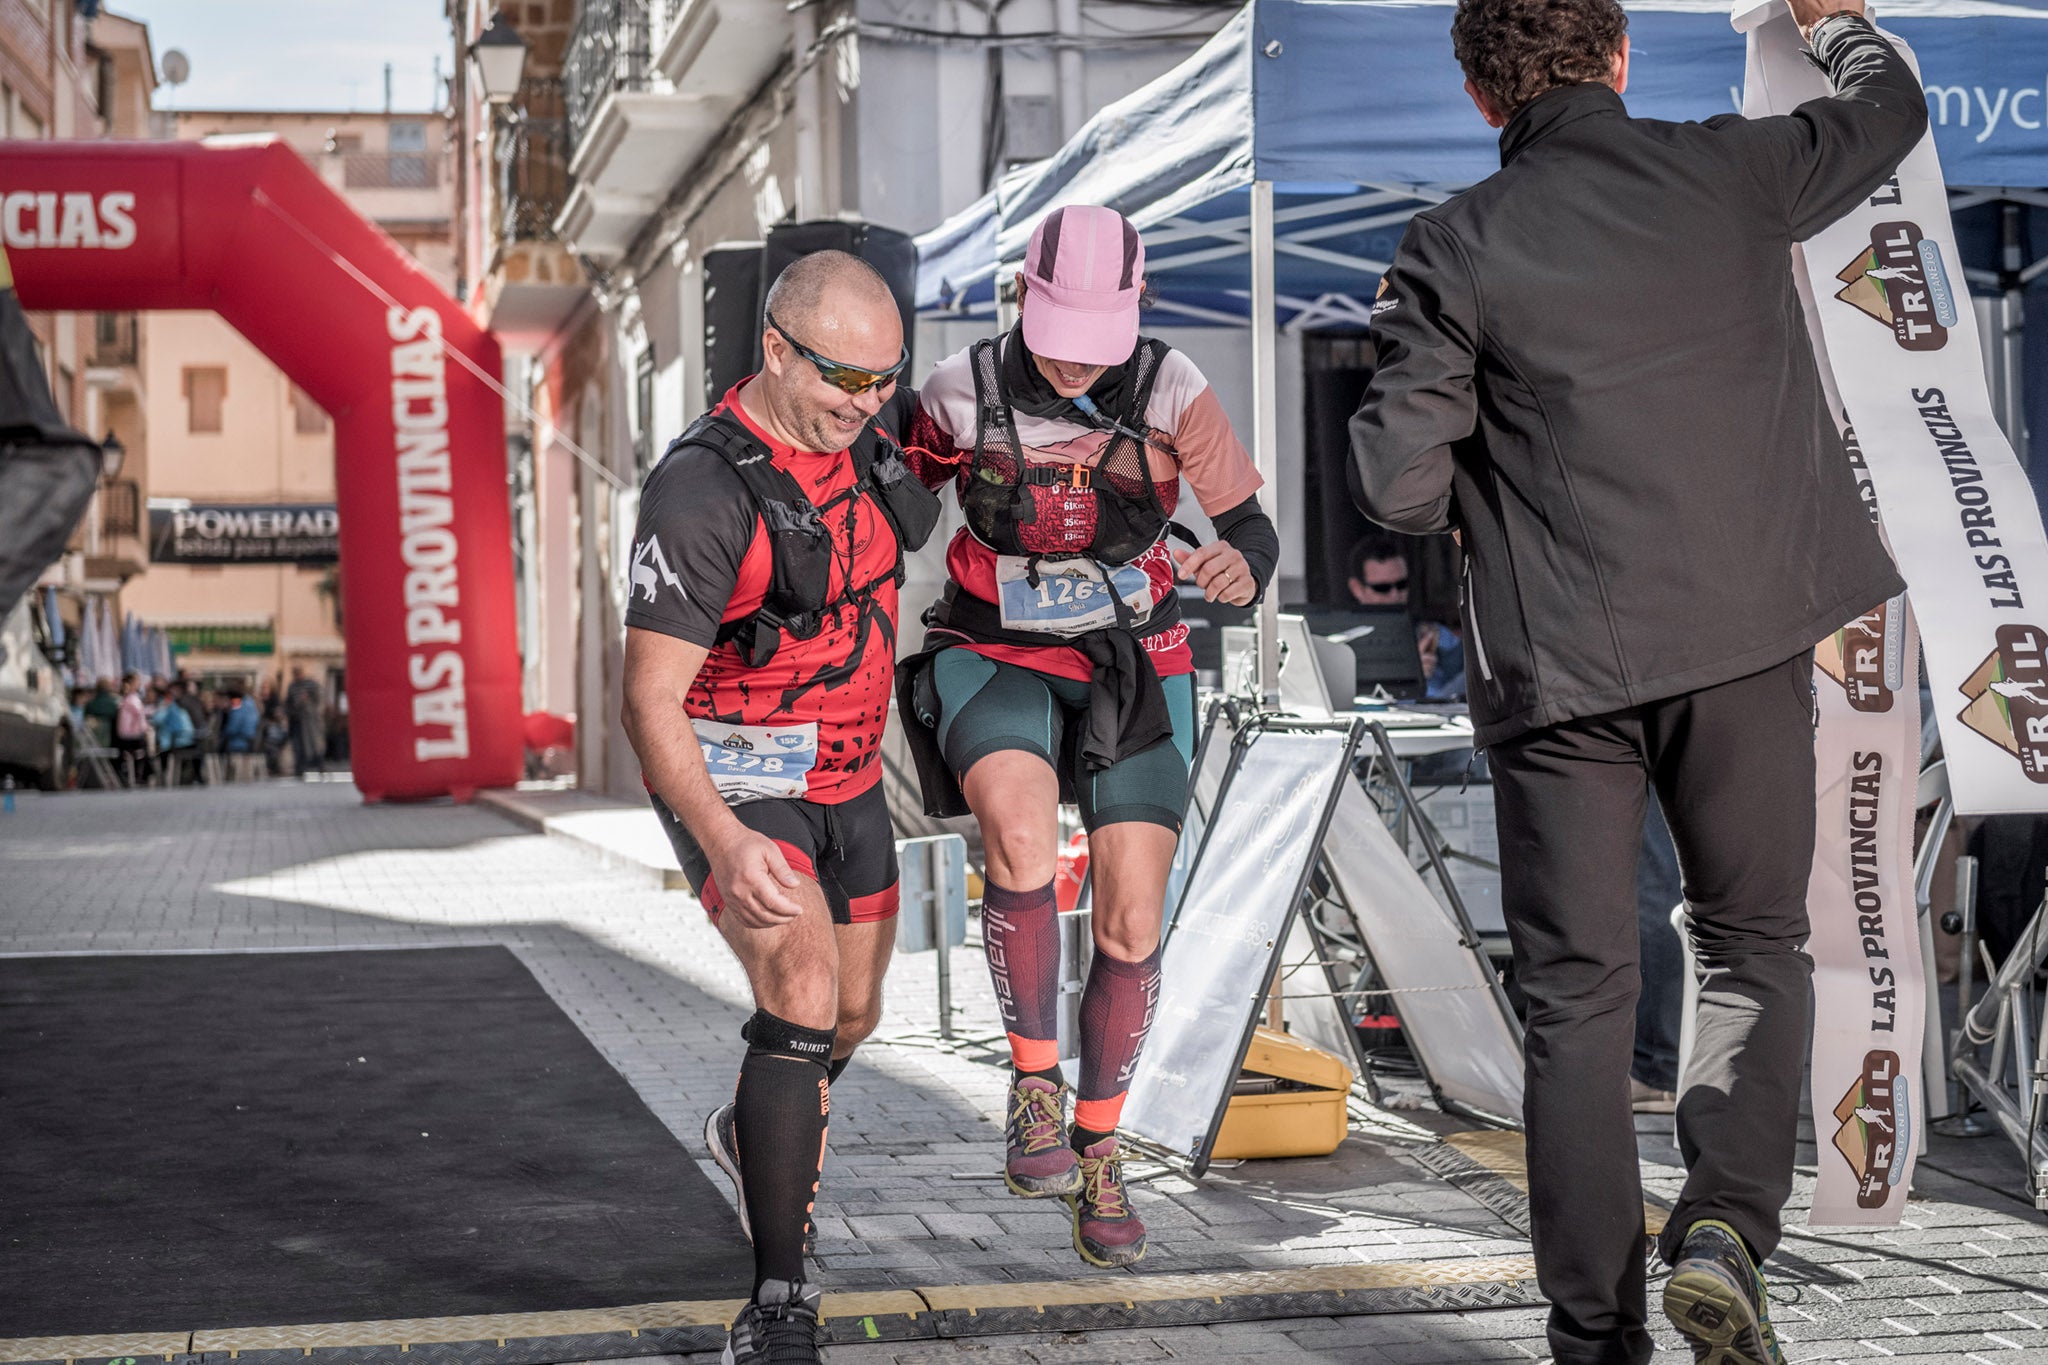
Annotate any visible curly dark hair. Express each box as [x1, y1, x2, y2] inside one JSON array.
[[1451, 0, 1628, 121]]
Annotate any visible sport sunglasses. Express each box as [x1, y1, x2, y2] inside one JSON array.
[[765, 310, 908, 395]]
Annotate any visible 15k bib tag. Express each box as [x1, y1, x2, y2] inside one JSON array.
[[995, 556, 1152, 637], [691, 719, 817, 800]]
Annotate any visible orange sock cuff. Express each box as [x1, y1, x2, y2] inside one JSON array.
[[1072, 1094, 1126, 1134], [1007, 1033, 1060, 1075]]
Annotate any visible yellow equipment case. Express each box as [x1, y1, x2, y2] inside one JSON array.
[[1211, 1026, 1355, 1160]]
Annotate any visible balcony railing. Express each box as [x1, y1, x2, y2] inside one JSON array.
[[93, 312, 137, 368], [497, 78, 568, 243], [342, 152, 440, 190], [99, 479, 140, 539], [564, 0, 662, 154]]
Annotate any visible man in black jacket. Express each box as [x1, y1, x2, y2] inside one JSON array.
[[1350, 3, 1926, 1363]]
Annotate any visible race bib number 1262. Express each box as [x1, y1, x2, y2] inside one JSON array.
[[995, 556, 1153, 638]]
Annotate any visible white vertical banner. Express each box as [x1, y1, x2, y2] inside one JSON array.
[[1733, 4, 2013, 1224], [1805, 589, 1924, 1225]]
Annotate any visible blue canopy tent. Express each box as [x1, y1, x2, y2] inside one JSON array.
[[920, 0, 2048, 325], [916, 0, 2048, 687]]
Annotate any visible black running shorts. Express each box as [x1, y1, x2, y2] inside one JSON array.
[[650, 780, 900, 924]]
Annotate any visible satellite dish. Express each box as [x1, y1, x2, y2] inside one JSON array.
[[160, 49, 190, 87]]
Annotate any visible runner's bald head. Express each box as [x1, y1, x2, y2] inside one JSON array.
[[764, 250, 903, 369]]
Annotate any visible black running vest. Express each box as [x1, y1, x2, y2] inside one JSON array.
[[961, 336, 1175, 567], [661, 411, 941, 668]]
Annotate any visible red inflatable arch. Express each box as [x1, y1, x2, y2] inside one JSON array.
[[4, 141, 521, 801]]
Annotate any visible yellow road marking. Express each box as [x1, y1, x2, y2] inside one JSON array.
[[921, 1256, 1537, 1311], [1444, 1129, 1670, 1235], [0, 1333, 189, 1363], [0, 1260, 1534, 1362]]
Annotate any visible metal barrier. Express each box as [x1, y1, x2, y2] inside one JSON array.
[[892, 833, 969, 1041]]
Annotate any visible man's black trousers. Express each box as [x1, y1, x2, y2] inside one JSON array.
[[1488, 652, 1817, 1365]]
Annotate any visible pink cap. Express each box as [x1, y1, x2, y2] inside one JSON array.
[[1020, 205, 1145, 368]]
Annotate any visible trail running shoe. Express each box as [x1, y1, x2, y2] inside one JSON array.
[[705, 1102, 751, 1241], [1004, 1076, 1082, 1197], [1068, 1135, 1147, 1267], [1664, 1218, 1787, 1365], [707, 1102, 816, 1257], [721, 1278, 822, 1365]]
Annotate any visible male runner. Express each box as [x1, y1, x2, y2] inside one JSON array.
[[622, 250, 936, 1365]]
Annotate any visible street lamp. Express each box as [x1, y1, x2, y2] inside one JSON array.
[[471, 12, 529, 106], [100, 431, 125, 482]]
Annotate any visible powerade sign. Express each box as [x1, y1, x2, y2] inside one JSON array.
[[166, 622, 275, 656], [148, 503, 339, 565]]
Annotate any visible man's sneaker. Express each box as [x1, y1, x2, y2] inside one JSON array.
[[1664, 1219, 1787, 1365], [721, 1278, 821, 1365], [706, 1102, 815, 1257], [1068, 1135, 1146, 1267], [1004, 1076, 1082, 1197], [705, 1103, 751, 1241]]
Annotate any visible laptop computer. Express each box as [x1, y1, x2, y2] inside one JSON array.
[[1219, 614, 1342, 716], [1291, 606, 1428, 701]]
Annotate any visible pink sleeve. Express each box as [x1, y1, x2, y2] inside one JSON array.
[[1172, 383, 1263, 514], [905, 348, 979, 489]]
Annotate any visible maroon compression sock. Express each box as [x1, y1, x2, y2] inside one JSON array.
[[1073, 944, 1161, 1138], [982, 878, 1062, 1075]]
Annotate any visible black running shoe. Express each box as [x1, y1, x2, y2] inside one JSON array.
[[706, 1101, 815, 1257], [721, 1278, 822, 1365], [705, 1102, 750, 1241], [1664, 1219, 1787, 1365]]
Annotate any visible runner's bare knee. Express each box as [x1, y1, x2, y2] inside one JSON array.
[[725, 884, 840, 1030]]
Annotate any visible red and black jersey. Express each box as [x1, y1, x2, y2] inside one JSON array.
[[624, 383, 901, 802]]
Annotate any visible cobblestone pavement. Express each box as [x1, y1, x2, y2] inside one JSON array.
[[3, 780, 2045, 1363]]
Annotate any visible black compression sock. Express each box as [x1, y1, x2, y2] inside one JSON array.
[[1071, 1124, 1113, 1153], [736, 1012, 834, 1291], [1015, 1064, 1064, 1088]]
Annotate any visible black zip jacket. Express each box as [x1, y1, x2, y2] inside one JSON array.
[[1350, 16, 1924, 747]]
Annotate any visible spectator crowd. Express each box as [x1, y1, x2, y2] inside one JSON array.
[[67, 664, 346, 788]]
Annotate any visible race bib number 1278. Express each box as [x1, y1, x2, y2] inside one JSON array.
[[690, 719, 817, 800]]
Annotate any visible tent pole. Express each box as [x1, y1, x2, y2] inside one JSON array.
[[2000, 202, 2029, 466], [1251, 178, 1282, 707]]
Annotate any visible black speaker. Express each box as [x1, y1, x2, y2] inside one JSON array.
[[761, 219, 919, 373], [1304, 362, 1377, 604], [702, 242, 764, 408]]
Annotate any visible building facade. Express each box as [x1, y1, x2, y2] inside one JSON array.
[[452, 0, 1249, 795], [12, 2, 157, 659]]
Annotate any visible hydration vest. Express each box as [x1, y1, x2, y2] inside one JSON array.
[[961, 336, 1176, 567], [662, 410, 941, 668]]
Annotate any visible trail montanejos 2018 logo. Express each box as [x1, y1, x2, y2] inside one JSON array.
[[1817, 594, 1905, 713], [1836, 220, 1956, 352], [1957, 623, 2048, 783], [1831, 1051, 1908, 1210]]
